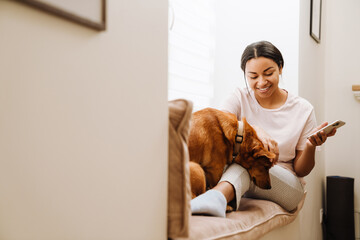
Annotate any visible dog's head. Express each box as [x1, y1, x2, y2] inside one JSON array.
[[233, 118, 276, 189]]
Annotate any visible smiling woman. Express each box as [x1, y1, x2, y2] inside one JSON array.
[[189, 41, 338, 234]]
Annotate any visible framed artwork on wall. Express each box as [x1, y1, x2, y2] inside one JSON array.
[[310, 0, 322, 43], [16, 0, 106, 31]]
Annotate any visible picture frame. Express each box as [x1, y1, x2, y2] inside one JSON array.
[[16, 0, 106, 31], [310, 0, 322, 43]]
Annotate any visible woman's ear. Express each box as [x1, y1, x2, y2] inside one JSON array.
[[279, 67, 283, 75]]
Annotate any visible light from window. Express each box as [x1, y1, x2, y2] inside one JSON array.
[[168, 0, 215, 111]]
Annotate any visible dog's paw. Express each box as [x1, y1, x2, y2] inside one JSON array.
[[226, 205, 234, 213]]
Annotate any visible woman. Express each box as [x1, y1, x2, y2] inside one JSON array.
[[191, 40, 336, 218]]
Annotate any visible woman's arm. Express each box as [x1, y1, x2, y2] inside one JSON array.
[[293, 145, 314, 177], [294, 122, 336, 177]]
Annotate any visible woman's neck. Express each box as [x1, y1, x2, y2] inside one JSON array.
[[255, 88, 288, 109]]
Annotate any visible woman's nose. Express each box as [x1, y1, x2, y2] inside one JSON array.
[[258, 75, 267, 85]]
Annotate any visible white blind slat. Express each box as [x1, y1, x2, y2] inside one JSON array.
[[168, 0, 215, 111]]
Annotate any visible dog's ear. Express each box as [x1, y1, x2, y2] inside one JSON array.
[[218, 111, 239, 142], [253, 147, 276, 160], [242, 117, 258, 140], [242, 117, 248, 125], [242, 117, 250, 133], [234, 154, 251, 168]]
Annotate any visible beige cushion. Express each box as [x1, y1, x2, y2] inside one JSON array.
[[168, 99, 193, 239], [185, 194, 306, 240]]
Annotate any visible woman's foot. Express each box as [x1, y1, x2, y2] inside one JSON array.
[[190, 189, 227, 218]]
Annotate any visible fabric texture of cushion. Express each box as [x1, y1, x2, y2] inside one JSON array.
[[184, 194, 306, 240], [168, 99, 193, 239]]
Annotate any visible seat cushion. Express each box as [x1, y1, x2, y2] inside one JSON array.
[[168, 99, 193, 239], [185, 194, 306, 240]]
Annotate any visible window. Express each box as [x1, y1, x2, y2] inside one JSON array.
[[168, 0, 215, 111]]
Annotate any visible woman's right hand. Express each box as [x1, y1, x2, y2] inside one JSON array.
[[252, 125, 279, 163], [307, 122, 336, 147]]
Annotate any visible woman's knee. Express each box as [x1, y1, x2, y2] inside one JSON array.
[[246, 165, 304, 211]]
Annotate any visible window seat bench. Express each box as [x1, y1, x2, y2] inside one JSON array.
[[168, 99, 305, 240]]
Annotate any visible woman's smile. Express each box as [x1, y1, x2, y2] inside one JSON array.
[[257, 85, 271, 93]]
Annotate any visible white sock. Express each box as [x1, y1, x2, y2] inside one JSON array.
[[190, 189, 227, 218]]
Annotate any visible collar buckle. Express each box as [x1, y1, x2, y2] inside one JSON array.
[[235, 134, 243, 144]]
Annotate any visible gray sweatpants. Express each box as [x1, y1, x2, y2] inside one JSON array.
[[220, 163, 304, 212]]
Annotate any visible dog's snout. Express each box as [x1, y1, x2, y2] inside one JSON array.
[[253, 176, 272, 189]]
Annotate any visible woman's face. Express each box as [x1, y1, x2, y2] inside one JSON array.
[[245, 57, 282, 100]]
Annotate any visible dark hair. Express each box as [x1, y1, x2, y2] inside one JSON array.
[[240, 41, 284, 72]]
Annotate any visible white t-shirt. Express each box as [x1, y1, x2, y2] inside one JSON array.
[[221, 88, 317, 174]]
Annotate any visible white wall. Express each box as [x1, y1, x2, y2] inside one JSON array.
[[322, 0, 360, 213], [0, 1, 168, 239], [297, 0, 327, 239], [213, 0, 299, 108], [298, 0, 360, 238]]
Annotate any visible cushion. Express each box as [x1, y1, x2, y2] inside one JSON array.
[[185, 193, 306, 240], [168, 99, 193, 239]]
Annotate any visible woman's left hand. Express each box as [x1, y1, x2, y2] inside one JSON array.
[[307, 122, 336, 146], [252, 125, 279, 163]]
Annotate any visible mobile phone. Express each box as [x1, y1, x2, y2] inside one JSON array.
[[307, 120, 346, 138]]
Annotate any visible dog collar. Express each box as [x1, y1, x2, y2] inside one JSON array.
[[233, 121, 244, 156]]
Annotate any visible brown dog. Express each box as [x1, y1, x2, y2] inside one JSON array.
[[188, 108, 276, 199]]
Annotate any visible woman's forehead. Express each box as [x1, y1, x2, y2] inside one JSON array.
[[245, 57, 278, 72]]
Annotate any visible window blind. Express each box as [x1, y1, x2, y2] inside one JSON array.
[[168, 0, 215, 111]]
